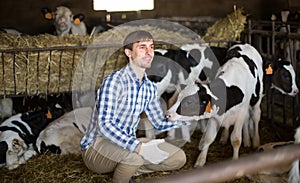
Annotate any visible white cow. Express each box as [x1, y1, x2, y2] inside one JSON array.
[[36, 107, 92, 155], [42, 6, 87, 36]]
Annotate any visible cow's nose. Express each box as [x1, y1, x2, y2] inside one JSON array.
[[294, 88, 299, 94]]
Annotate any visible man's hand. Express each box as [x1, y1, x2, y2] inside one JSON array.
[[138, 139, 169, 164]]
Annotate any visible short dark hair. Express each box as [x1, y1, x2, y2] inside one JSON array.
[[123, 30, 154, 50]]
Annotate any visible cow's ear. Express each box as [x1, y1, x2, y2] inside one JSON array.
[[41, 8, 53, 20], [73, 13, 85, 25]]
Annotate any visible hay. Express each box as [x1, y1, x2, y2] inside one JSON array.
[[0, 12, 246, 96], [0, 33, 93, 96], [1, 118, 293, 183], [203, 7, 247, 47], [0, 133, 253, 183], [0, 25, 195, 97]]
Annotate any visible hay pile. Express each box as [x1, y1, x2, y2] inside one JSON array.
[[0, 9, 246, 96], [0, 33, 93, 96], [0, 25, 196, 97], [203, 7, 247, 47]]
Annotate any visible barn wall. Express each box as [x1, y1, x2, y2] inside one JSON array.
[[0, 0, 296, 35]]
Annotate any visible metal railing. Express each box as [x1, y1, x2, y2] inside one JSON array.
[[242, 19, 300, 126]]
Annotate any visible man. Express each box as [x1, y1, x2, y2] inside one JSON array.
[[81, 30, 190, 183]]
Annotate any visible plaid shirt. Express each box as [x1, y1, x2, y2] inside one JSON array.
[[81, 64, 187, 152]]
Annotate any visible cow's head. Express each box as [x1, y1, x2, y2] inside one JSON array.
[[0, 138, 28, 170], [41, 6, 85, 36], [20, 103, 64, 137], [264, 58, 299, 96]]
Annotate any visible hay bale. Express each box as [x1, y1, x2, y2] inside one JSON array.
[[0, 25, 195, 96], [203, 7, 247, 47]]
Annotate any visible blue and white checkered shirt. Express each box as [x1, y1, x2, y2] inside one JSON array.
[[81, 64, 187, 152]]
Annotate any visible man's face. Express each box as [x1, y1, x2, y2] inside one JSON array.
[[127, 39, 154, 69]]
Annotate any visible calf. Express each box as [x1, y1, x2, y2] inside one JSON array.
[[42, 6, 87, 36], [246, 141, 294, 182], [220, 47, 299, 149], [248, 126, 300, 183], [167, 43, 264, 167], [0, 104, 64, 170], [36, 107, 92, 155], [145, 44, 227, 141]]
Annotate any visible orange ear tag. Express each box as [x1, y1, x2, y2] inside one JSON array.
[[74, 18, 81, 25], [45, 13, 52, 20], [46, 110, 52, 119], [265, 64, 273, 75], [205, 101, 211, 113]]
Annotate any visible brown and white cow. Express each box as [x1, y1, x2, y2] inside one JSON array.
[[42, 6, 87, 36]]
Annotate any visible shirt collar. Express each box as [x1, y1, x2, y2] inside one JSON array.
[[125, 64, 148, 83]]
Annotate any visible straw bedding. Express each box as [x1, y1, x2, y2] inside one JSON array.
[[0, 119, 294, 182]]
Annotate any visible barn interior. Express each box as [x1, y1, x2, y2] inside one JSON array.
[[0, 0, 300, 182]]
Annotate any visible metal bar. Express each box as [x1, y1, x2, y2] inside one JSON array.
[[283, 95, 286, 124], [69, 49, 76, 91], [1, 53, 5, 96], [0, 40, 234, 54], [25, 51, 29, 95], [36, 51, 40, 95], [13, 53, 16, 95], [58, 50, 63, 93], [145, 144, 300, 183], [47, 50, 52, 95]]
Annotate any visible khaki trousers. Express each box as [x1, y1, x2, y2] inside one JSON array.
[[82, 137, 186, 183]]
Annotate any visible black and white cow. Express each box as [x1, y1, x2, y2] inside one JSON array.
[[145, 44, 228, 141], [42, 6, 87, 36], [167, 43, 299, 167], [0, 104, 64, 170], [36, 107, 92, 155], [222, 46, 299, 150], [166, 43, 264, 167]]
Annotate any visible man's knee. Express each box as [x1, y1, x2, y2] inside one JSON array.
[[173, 149, 186, 168]]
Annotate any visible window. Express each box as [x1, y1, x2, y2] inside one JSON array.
[[93, 0, 154, 12]]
